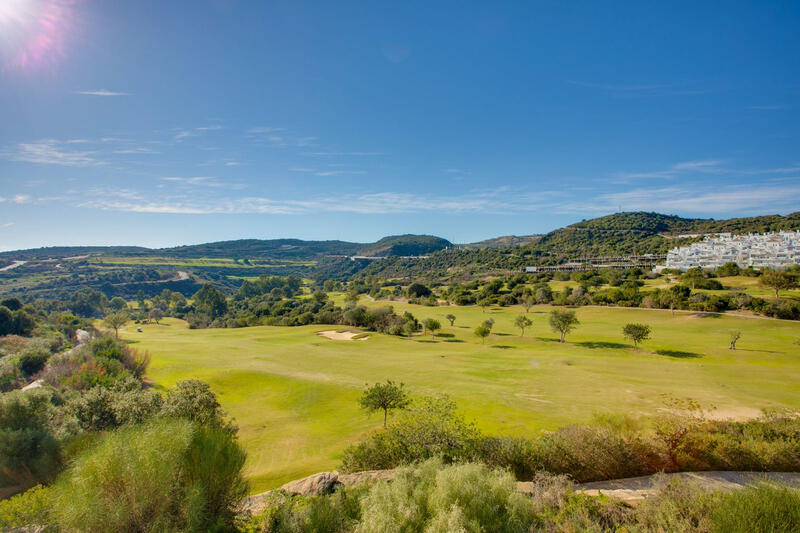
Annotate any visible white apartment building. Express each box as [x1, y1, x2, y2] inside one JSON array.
[[665, 230, 800, 271]]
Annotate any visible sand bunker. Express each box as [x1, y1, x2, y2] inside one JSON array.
[[317, 330, 369, 341]]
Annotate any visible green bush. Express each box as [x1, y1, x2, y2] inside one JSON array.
[[51, 418, 247, 532], [711, 483, 800, 533], [0, 484, 53, 530], [357, 458, 537, 533], [161, 379, 236, 432], [0, 389, 61, 487], [341, 396, 480, 472], [257, 488, 364, 533]]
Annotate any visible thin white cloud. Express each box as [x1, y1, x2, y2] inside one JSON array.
[[112, 147, 159, 154], [556, 184, 800, 215], [303, 151, 385, 156], [174, 125, 223, 141], [246, 127, 286, 134], [3, 139, 100, 167], [615, 159, 724, 180], [75, 90, 130, 96], [314, 170, 366, 176], [77, 188, 558, 216], [12, 195, 30, 204]]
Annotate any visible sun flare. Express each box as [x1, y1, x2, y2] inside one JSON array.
[[0, 0, 76, 70]]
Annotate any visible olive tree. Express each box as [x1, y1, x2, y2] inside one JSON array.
[[760, 269, 798, 301], [474, 324, 491, 344], [103, 312, 129, 339], [729, 330, 741, 350], [422, 318, 441, 338], [548, 309, 579, 343], [445, 314, 456, 327], [360, 381, 411, 427], [622, 323, 651, 351], [514, 315, 532, 337]]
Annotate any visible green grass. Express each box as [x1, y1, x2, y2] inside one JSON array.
[[123, 302, 800, 493]]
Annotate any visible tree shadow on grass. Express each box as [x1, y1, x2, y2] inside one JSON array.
[[691, 313, 722, 319], [417, 340, 439, 343], [576, 341, 629, 350], [443, 339, 465, 343], [656, 349, 702, 359], [491, 345, 516, 349], [534, 336, 561, 344], [437, 333, 455, 338], [494, 332, 512, 337]]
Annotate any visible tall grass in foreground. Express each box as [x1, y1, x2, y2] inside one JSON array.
[[254, 463, 800, 533], [51, 418, 247, 532]]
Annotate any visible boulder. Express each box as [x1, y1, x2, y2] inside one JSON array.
[[279, 472, 339, 496], [338, 469, 395, 487]]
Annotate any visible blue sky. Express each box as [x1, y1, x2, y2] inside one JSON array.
[[1, 0, 799, 250]]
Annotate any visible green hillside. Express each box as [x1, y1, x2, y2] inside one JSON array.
[[357, 235, 452, 257]]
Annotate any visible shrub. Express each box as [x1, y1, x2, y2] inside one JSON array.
[[534, 423, 656, 482], [51, 418, 247, 532], [0, 389, 61, 487], [341, 396, 480, 472], [18, 345, 51, 376], [258, 488, 364, 533], [161, 379, 236, 433], [0, 484, 53, 530], [711, 483, 800, 532], [357, 459, 537, 532], [68, 378, 163, 431], [634, 477, 715, 532]]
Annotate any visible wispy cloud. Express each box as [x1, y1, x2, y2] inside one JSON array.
[[112, 147, 159, 154], [555, 184, 800, 216], [174, 125, 223, 141], [1, 222, 14, 228], [314, 170, 366, 176], [614, 159, 724, 180], [303, 151, 386, 156], [75, 89, 130, 96], [159, 176, 246, 190], [3, 139, 101, 167], [77, 188, 560, 216], [246, 127, 286, 135]]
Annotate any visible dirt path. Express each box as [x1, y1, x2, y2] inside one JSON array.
[[0, 260, 26, 271], [565, 471, 800, 504]]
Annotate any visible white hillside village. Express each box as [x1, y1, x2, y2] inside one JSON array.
[[666, 230, 800, 271]]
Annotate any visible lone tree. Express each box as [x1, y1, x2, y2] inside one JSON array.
[[729, 330, 741, 350], [103, 312, 129, 339], [622, 323, 651, 351], [514, 315, 533, 337], [360, 380, 410, 427], [549, 309, 579, 343], [423, 318, 441, 338], [477, 297, 491, 313], [522, 294, 535, 313], [760, 269, 798, 300], [474, 324, 491, 344], [148, 308, 163, 325], [445, 313, 456, 327]]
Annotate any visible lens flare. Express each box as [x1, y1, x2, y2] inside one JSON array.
[[0, 0, 78, 71]]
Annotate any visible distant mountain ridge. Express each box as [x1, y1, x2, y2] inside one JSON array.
[[529, 211, 800, 258], [2, 212, 798, 262], [0, 235, 452, 260]]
